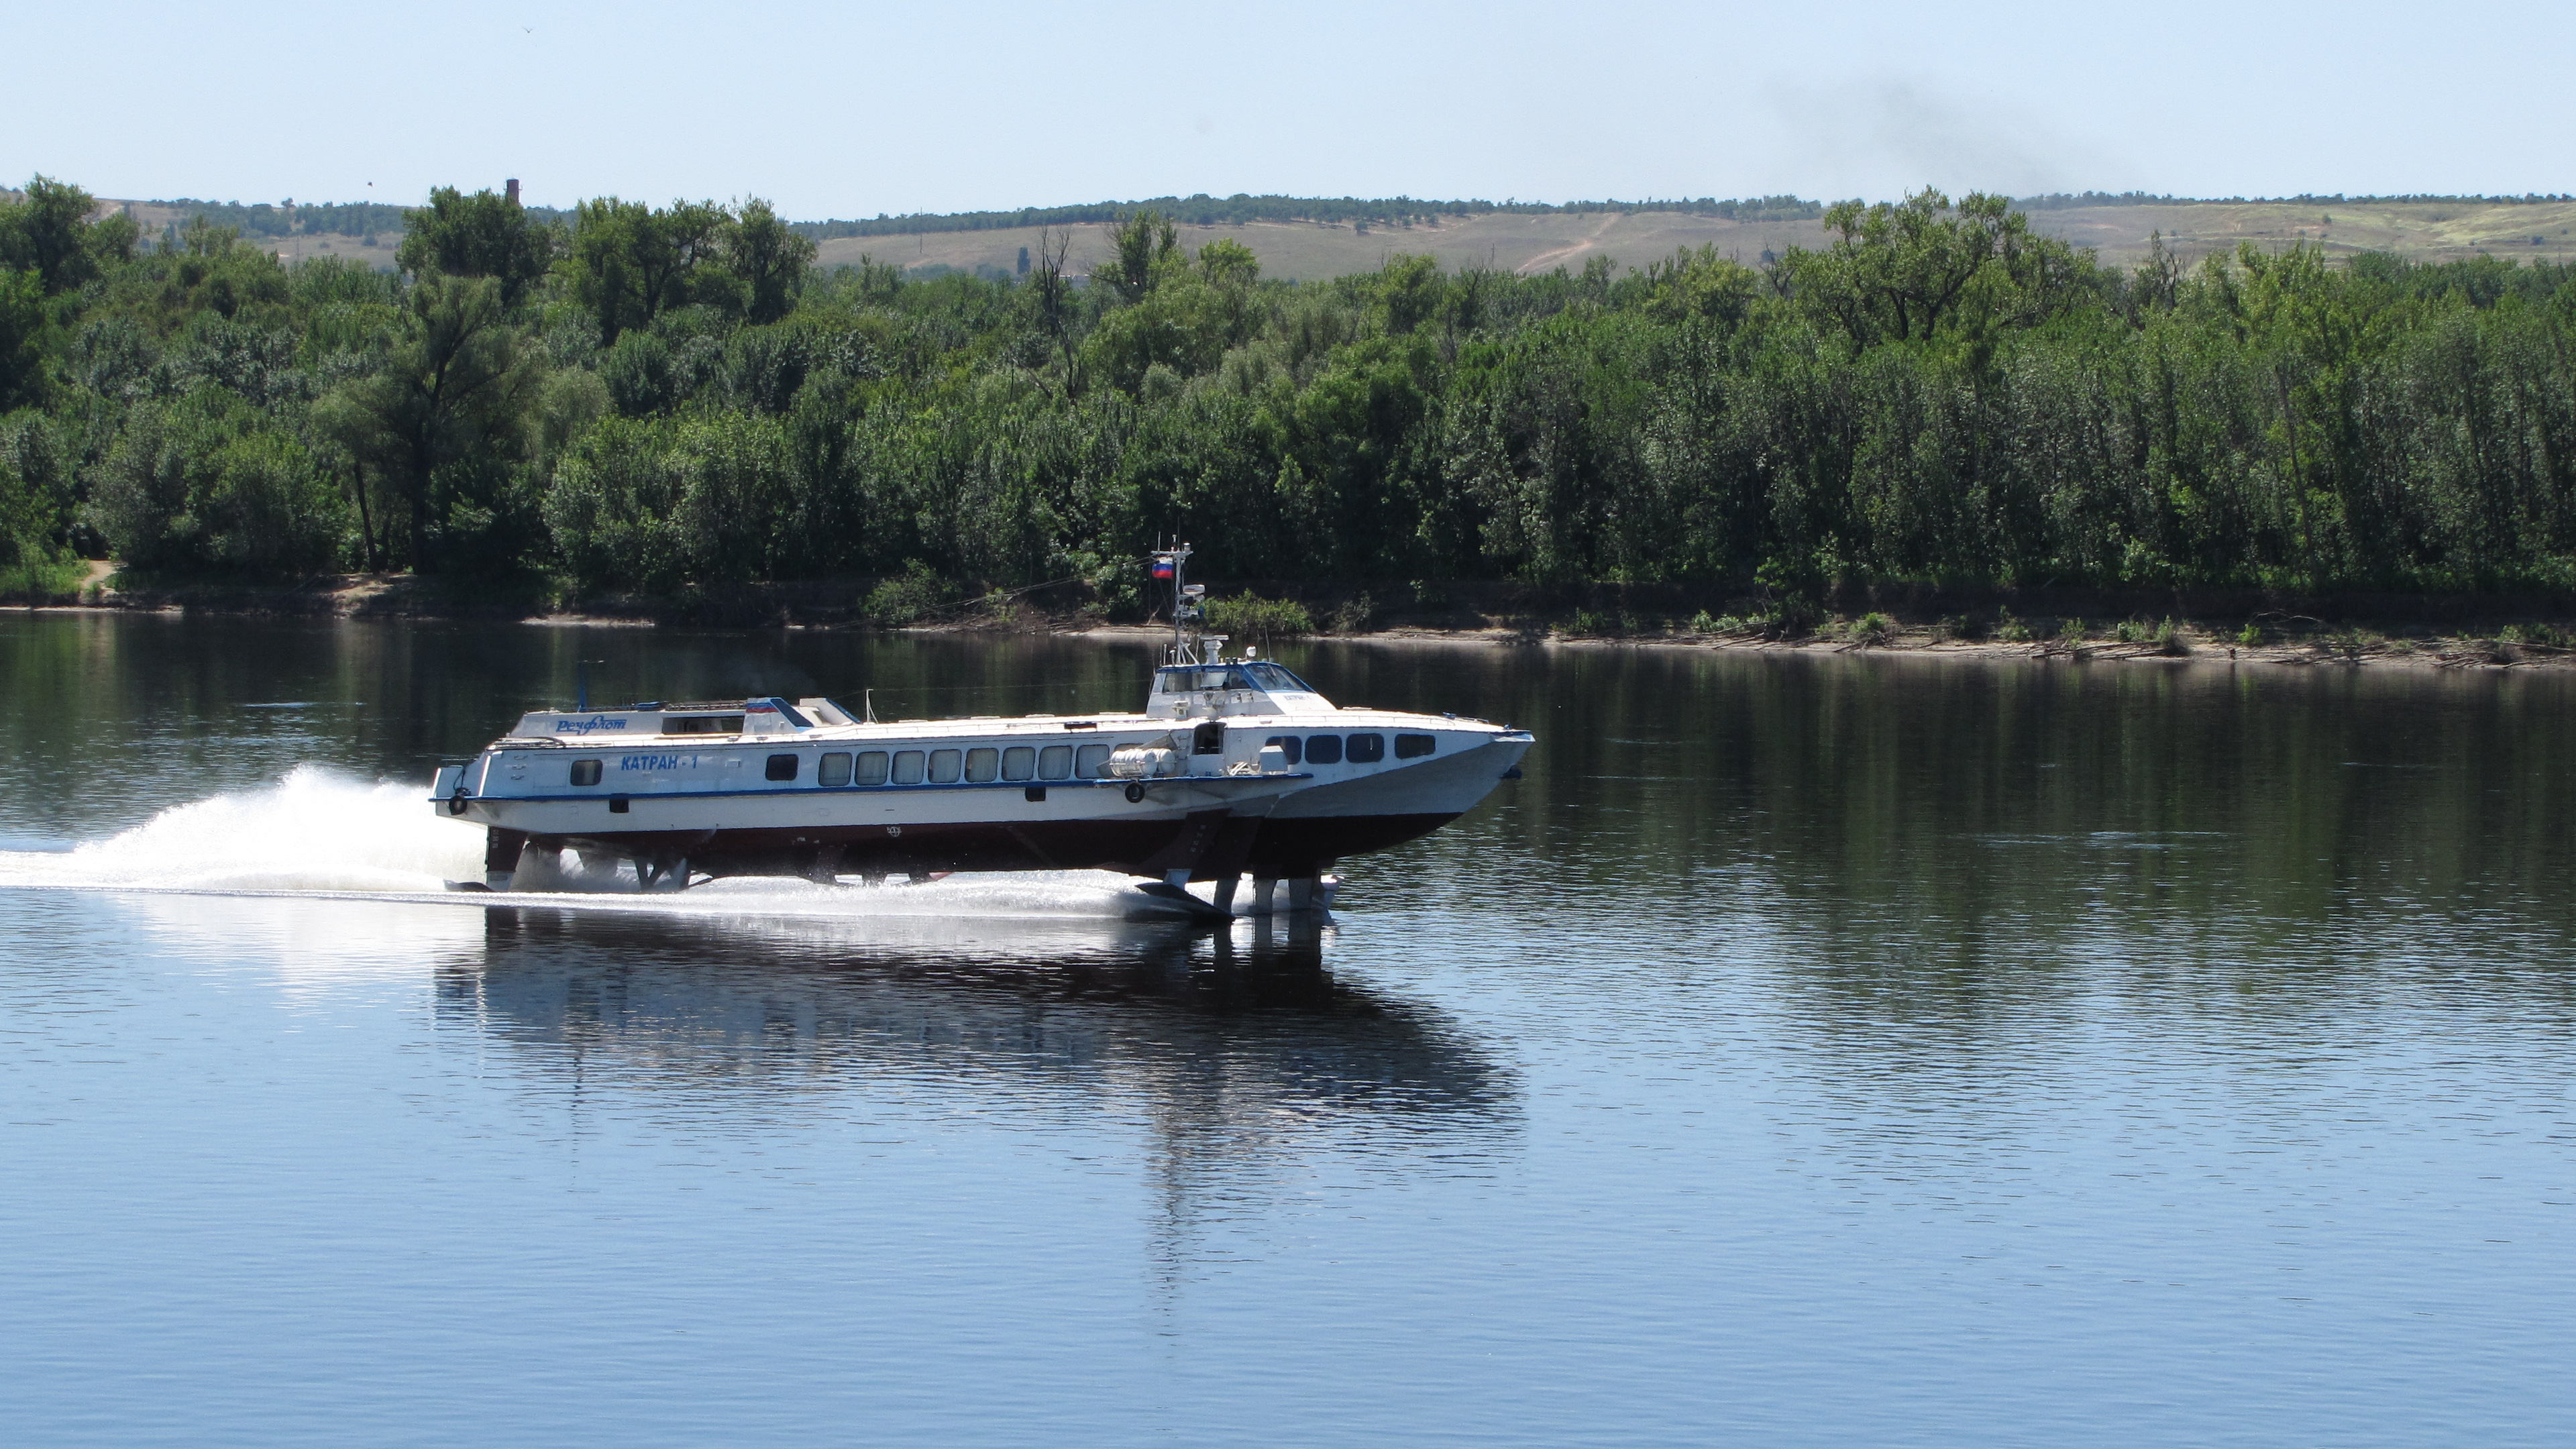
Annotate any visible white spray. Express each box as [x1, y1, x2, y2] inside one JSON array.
[[0, 764, 1152, 920]]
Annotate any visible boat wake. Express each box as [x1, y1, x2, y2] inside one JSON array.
[[0, 765, 1170, 921]]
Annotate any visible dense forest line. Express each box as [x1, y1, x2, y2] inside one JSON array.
[[5, 172, 2576, 621]]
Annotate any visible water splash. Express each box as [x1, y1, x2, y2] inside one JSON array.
[[0, 765, 1155, 920], [0, 765, 475, 894]]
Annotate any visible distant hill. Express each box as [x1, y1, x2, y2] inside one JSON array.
[[786, 193, 1824, 239], [84, 190, 2576, 280], [813, 197, 2576, 282]]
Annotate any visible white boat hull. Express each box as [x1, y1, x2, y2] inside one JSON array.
[[437, 732, 1529, 894], [429, 645, 1532, 910]]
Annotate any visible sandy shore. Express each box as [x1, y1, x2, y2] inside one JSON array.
[[1052, 621, 2573, 672], [19, 575, 2576, 672]]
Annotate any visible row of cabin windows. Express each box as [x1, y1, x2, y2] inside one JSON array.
[[830, 743, 1105, 784], [1262, 732, 1436, 765], [572, 743, 1114, 789], [566, 733, 1434, 788]]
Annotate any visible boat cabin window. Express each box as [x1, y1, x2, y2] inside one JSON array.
[[1038, 745, 1074, 780], [1305, 734, 1342, 765], [667, 714, 744, 735], [766, 753, 800, 782], [817, 752, 852, 787], [1240, 661, 1313, 693], [1395, 733, 1437, 759], [1075, 743, 1112, 777], [1346, 733, 1385, 763], [928, 749, 962, 784], [965, 747, 1000, 783], [1002, 747, 1036, 782], [1155, 662, 1318, 694], [570, 759, 602, 786], [892, 750, 925, 784], [855, 751, 890, 785], [1192, 720, 1226, 755], [1263, 735, 1302, 765]]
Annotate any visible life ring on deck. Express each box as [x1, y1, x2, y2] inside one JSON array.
[[1124, 782, 1146, 803], [447, 790, 470, 816]]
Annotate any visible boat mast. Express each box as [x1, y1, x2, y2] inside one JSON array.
[[1157, 542, 1224, 667], [1169, 543, 1188, 663], [1161, 542, 1202, 665]]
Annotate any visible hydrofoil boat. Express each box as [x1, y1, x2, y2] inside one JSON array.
[[429, 547, 1532, 919]]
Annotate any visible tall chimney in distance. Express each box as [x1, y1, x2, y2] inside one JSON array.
[[505, 178, 521, 206]]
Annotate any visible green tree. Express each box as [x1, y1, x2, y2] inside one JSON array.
[[1023, 228, 1083, 391], [1095, 210, 1179, 306], [0, 269, 48, 411], [566, 198, 729, 344], [0, 176, 136, 295], [1376, 254, 1442, 335], [542, 415, 687, 591], [85, 398, 347, 578], [1, 409, 72, 585], [316, 274, 543, 568], [1639, 246, 1758, 327], [1780, 188, 2086, 350], [716, 199, 818, 325], [396, 186, 559, 305], [1197, 237, 1259, 290], [198, 429, 347, 575]]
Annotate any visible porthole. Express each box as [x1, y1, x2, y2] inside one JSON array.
[[1038, 745, 1074, 780], [765, 753, 800, 782], [892, 750, 925, 784], [1002, 746, 1036, 781], [855, 751, 890, 785], [1346, 733, 1385, 763], [1305, 734, 1343, 765], [1394, 733, 1436, 759], [570, 759, 602, 786], [817, 752, 852, 787], [965, 747, 1000, 783], [928, 749, 962, 784]]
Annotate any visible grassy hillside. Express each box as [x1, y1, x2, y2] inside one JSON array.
[[105, 197, 404, 268], [833, 200, 2576, 282], [81, 193, 2576, 282]]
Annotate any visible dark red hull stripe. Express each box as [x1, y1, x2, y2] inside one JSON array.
[[517, 812, 1464, 881]]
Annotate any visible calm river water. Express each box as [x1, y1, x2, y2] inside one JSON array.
[[3, 613, 2572, 1446]]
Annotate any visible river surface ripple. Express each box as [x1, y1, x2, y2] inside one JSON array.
[[3, 614, 2571, 1447]]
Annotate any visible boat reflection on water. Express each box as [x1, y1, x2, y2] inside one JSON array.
[[431, 905, 1518, 1216]]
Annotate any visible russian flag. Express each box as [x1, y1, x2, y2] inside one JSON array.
[[1150, 555, 1175, 580]]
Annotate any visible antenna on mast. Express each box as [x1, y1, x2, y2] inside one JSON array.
[[1152, 543, 1200, 663]]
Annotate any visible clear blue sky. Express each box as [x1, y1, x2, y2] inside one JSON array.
[[9, 0, 2571, 215]]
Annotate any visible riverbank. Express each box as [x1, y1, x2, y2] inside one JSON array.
[[16, 569, 2576, 671], [1067, 619, 2575, 671]]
